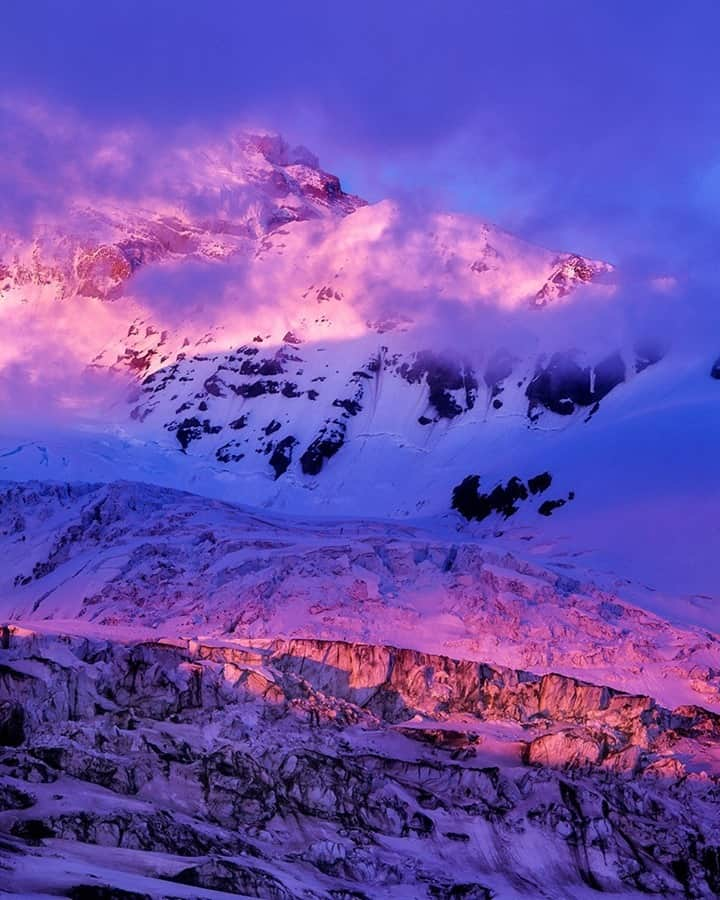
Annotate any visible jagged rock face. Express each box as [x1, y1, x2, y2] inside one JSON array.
[[1, 630, 719, 898], [532, 254, 611, 308], [0, 132, 366, 303]]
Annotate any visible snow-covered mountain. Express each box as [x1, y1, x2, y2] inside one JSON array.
[[3, 129, 717, 590], [1, 128, 719, 898]]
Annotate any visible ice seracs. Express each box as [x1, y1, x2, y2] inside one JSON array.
[[1, 626, 719, 898]]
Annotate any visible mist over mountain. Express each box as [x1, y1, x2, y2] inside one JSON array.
[[1, 112, 717, 599]]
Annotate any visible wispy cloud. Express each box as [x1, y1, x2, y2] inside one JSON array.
[[1, 84, 718, 423]]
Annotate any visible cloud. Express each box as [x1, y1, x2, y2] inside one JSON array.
[[3, 4, 719, 220], [0, 96, 287, 235], [1, 82, 719, 428]]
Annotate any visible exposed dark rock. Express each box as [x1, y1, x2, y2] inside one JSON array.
[[0, 783, 35, 810], [0, 701, 25, 747], [528, 472, 552, 495], [263, 419, 282, 436], [281, 382, 302, 398], [526, 354, 592, 418], [216, 442, 245, 464], [398, 351, 477, 420], [203, 373, 226, 397], [711, 356, 720, 379], [10, 818, 54, 841], [634, 339, 666, 374], [405, 810, 435, 836], [538, 497, 570, 516], [172, 858, 297, 898], [533, 254, 599, 307], [316, 285, 343, 302], [429, 885, 493, 900], [332, 398, 362, 416], [300, 421, 346, 475], [702, 847, 720, 895], [453, 472, 562, 522], [527, 351, 626, 420], [484, 349, 515, 399], [239, 353, 286, 377], [431, 392, 463, 419], [270, 436, 298, 479], [593, 352, 626, 401], [174, 417, 222, 451], [69, 887, 153, 900], [234, 380, 281, 399], [452, 475, 528, 521]]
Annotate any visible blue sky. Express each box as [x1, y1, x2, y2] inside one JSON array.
[[2, 1, 719, 269]]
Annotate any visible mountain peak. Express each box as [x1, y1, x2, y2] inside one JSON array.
[[238, 131, 320, 170]]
